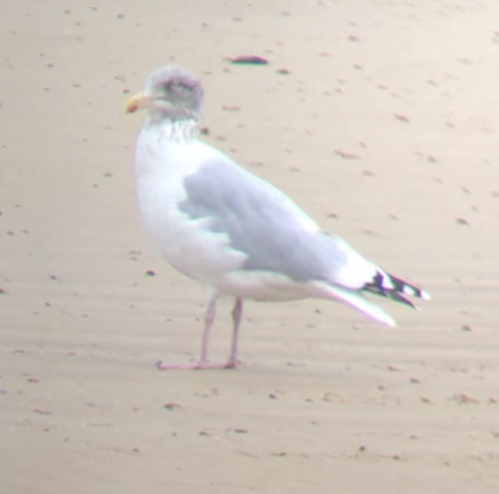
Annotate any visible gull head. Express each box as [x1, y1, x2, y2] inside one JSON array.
[[126, 65, 203, 124]]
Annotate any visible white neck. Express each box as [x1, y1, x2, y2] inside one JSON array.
[[145, 117, 199, 144]]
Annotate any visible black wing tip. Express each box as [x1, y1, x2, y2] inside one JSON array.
[[389, 273, 431, 301], [363, 271, 430, 308]]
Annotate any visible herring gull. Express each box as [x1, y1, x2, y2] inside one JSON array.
[[125, 65, 430, 370]]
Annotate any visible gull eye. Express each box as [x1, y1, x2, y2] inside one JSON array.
[[167, 81, 183, 94]]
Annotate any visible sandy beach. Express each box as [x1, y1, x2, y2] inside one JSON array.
[[1, 0, 499, 492]]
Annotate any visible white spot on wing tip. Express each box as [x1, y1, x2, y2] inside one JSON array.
[[382, 273, 394, 290], [421, 290, 431, 301], [403, 285, 414, 296]]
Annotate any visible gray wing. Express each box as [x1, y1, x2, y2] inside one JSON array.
[[180, 159, 351, 283]]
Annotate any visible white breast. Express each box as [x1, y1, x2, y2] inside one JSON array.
[[134, 128, 247, 285]]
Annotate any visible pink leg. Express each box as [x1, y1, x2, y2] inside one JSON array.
[[199, 295, 217, 363], [157, 296, 240, 370], [226, 298, 243, 368]]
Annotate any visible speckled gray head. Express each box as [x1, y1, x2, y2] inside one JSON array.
[[126, 65, 203, 123]]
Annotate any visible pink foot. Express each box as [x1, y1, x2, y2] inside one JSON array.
[[156, 359, 238, 370]]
